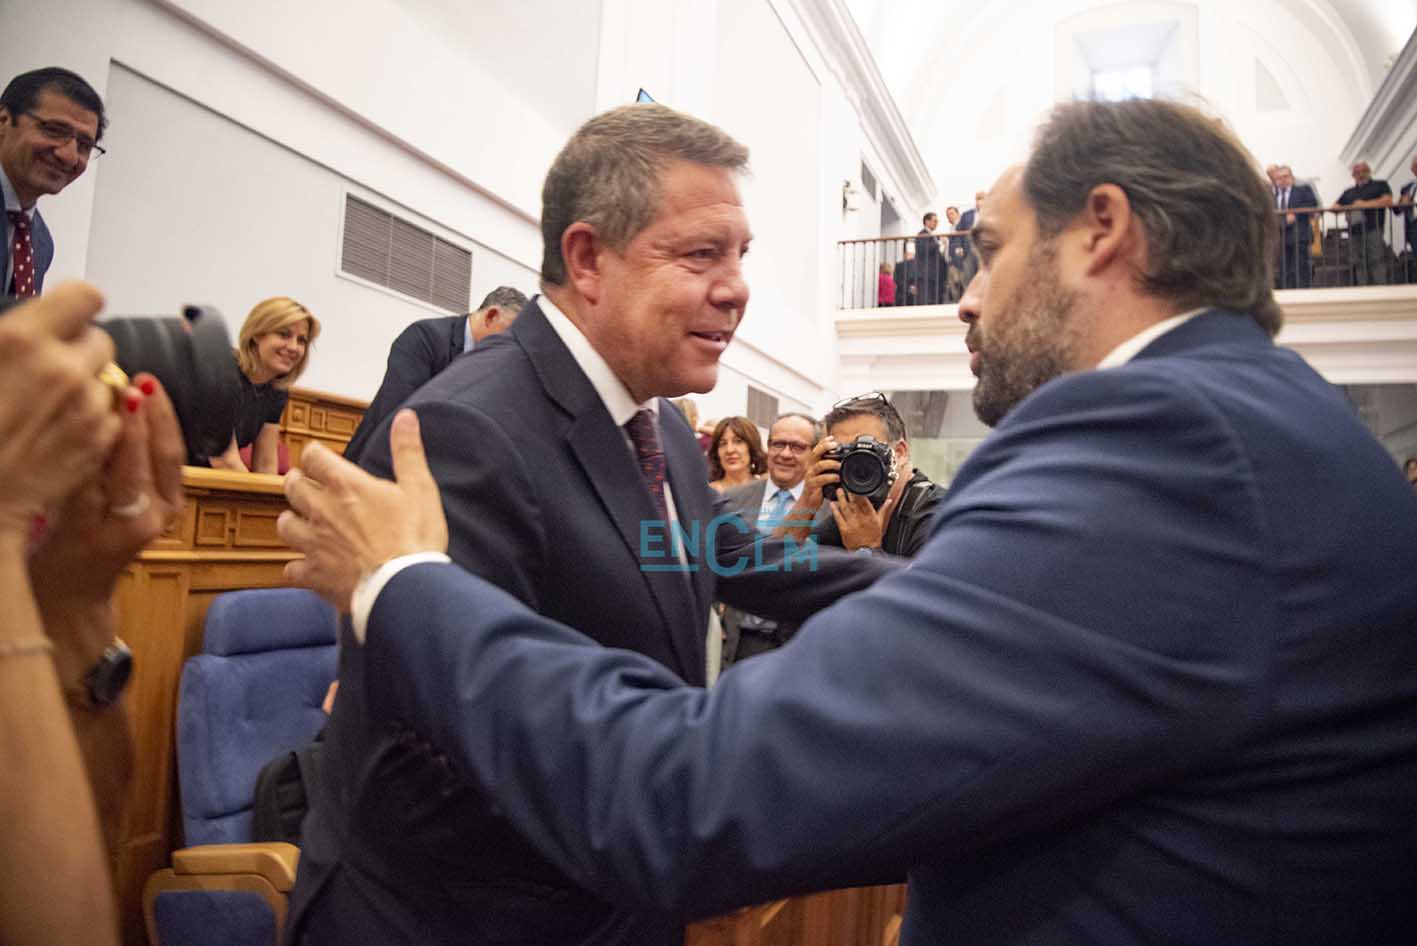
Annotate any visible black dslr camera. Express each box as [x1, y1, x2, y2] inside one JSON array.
[[1, 297, 240, 465], [822, 434, 896, 507]]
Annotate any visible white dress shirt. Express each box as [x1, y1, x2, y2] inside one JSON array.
[[1096, 308, 1207, 369]]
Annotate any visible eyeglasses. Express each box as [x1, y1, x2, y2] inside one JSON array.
[[767, 439, 812, 455], [24, 113, 105, 158], [831, 391, 889, 411]]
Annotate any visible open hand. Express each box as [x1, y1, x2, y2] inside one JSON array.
[[279, 410, 448, 611]]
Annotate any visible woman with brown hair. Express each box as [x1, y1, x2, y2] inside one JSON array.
[[210, 297, 321, 473], [707, 416, 766, 493]]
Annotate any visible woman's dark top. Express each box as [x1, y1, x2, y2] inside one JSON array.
[[234, 369, 289, 450]]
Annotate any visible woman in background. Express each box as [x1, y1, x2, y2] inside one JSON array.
[[707, 416, 766, 493], [210, 297, 320, 474]]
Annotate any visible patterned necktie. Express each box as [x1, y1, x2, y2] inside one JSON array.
[[8, 211, 36, 298], [624, 409, 668, 523]]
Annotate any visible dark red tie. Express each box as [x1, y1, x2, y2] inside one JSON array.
[[8, 211, 35, 298], [625, 409, 668, 523]]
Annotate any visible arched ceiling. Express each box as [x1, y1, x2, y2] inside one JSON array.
[[847, 0, 1414, 143]]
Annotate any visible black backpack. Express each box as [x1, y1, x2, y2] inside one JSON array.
[[250, 728, 326, 845]]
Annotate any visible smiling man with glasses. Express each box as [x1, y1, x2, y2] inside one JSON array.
[[0, 67, 107, 298]]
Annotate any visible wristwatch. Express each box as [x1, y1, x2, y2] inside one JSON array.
[[80, 638, 134, 708]]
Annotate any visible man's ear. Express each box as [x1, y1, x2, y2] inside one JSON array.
[[1076, 183, 1136, 277], [893, 439, 909, 469], [562, 222, 605, 305]]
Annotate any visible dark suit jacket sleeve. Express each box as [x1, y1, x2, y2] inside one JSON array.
[[708, 492, 898, 623], [1293, 185, 1318, 210], [363, 366, 1272, 918], [345, 324, 443, 461]]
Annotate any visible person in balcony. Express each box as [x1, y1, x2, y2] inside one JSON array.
[[1337, 161, 1393, 286], [877, 261, 895, 307], [893, 241, 918, 306], [914, 212, 946, 304], [1274, 166, 1318, 289]]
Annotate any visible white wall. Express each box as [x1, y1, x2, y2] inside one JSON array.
[[4, 0, 904, 415], [85, 65, 536, 397]]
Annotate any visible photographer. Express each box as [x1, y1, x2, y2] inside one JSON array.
[[779, 393, 946, 557], [0, 283, 183, 946]]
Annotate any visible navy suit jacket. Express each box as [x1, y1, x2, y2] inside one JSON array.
[[358, 310, 1417, 945], [343, 314, 467, 460], [290, 299, 895, 946], [2, 206, 55, 295], [1279, 183, 1319, 243]]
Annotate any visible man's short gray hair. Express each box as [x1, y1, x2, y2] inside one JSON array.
[[540, 104, 750, 286], [475, 286, 529, 314]]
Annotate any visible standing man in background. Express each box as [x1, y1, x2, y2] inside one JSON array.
[[719, 412, 819, 665], [343, 286, 528, 460], [1274, 165, 1318, 289], [0, 68, 105, 298], [1337, 161, 1393, 285]]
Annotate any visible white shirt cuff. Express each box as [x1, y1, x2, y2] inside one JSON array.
[[350, 552, 451, 644]]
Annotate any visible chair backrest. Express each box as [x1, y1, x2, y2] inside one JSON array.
[[177, 588, 339, 846]]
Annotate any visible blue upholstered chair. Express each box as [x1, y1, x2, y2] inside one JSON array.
[[143, 588, 338, 946]]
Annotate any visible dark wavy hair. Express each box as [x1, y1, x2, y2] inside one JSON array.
[[707, 416, 767, 481], [1023, 98, 1280, 336]]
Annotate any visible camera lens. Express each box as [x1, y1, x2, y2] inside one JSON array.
[[101, 306, 240, 464], [840, 450, 887, 496]]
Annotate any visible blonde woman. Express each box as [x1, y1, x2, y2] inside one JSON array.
[[210, 297, 320, 473]]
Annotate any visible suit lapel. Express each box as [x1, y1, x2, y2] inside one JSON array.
[[516, 302, 705, 681]]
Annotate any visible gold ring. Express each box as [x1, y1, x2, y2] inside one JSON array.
[[98, 362, 129, 408]]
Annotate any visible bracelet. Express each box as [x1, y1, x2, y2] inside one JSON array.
[[0, 637, 55, 658]]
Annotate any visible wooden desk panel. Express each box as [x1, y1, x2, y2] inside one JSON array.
[[282, 387, 367, 465]]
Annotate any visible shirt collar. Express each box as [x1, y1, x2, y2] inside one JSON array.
[[1096, 308, 1208, 369], [462, 315, 476, 354], [0, 166, 34, 219], [768, 479, 805, 502], [536, 293, 656, 427]]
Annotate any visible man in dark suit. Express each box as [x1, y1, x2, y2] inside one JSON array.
[[343, 286, 527, 460], [914, 212, 945, 304], [892, 240, 917, 305], [0, 68, 106, 297], [719, 412, 818, 665], [283, 98, 1417, 946], [943, 205, 975, 301], [1274, 165, 1319, 289], [955, 190, 986, 233], [1395, 153, 1415, 280], [283, 103, 893, 946]]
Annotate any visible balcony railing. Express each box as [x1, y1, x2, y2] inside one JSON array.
[[838, 201, 1417, 309]]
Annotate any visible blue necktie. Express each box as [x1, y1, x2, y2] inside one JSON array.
[[761, 488, 792, 534]]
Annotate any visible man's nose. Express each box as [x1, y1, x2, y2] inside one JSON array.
[[958, 275, 981, 325], [712, 262, 750, 313]]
